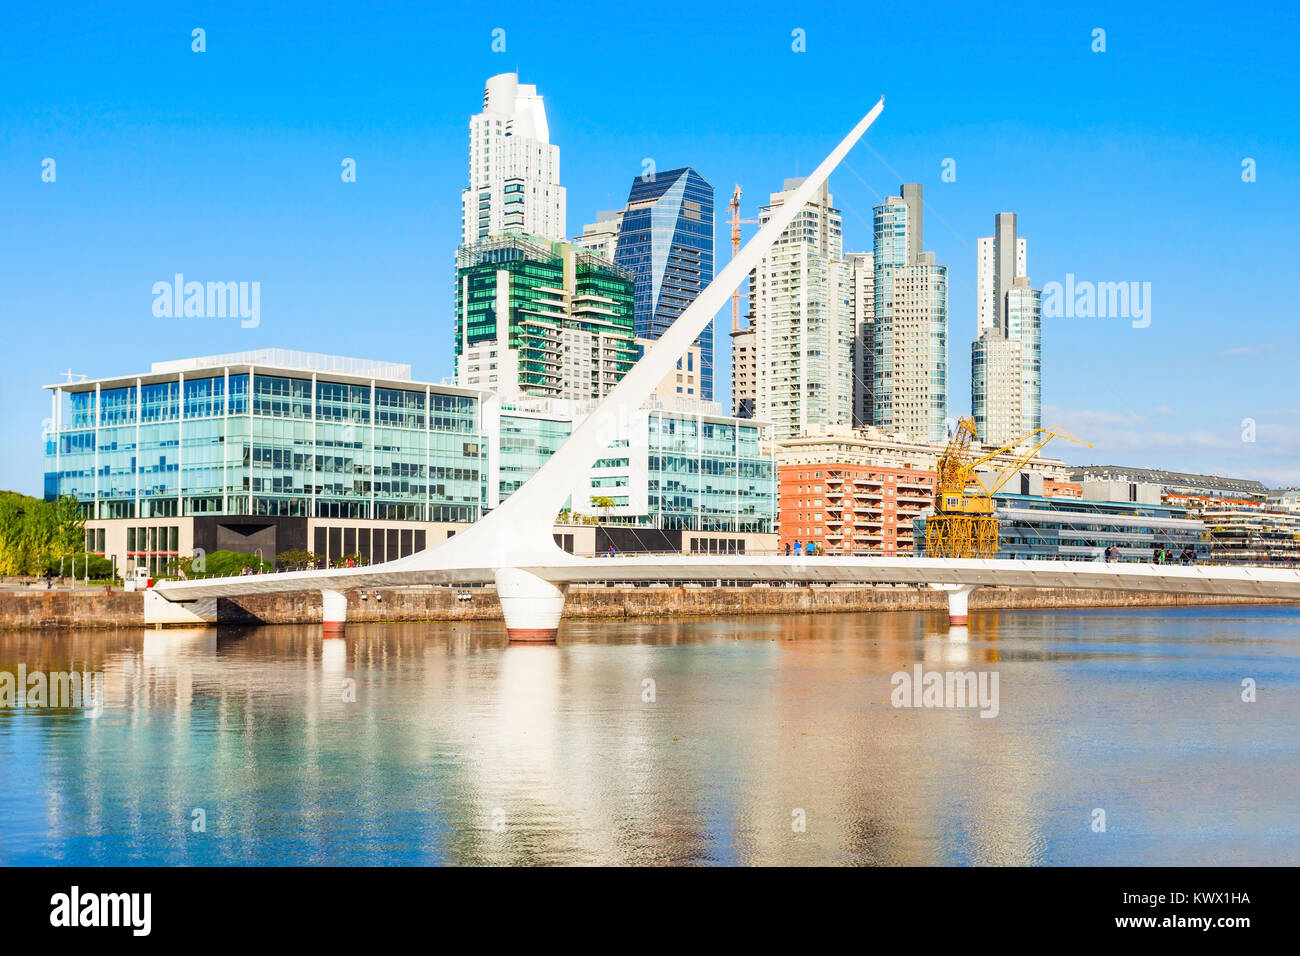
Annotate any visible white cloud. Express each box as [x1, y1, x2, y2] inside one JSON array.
[[1043, 403, 1300, 486]]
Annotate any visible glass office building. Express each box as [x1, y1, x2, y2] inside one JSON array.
[[45, 352, 487, 524], [44, 352, 777, 569], [915, 493, 1209, 561], [493, 404, 775, 534], [613, 167, 715, 400], [496, 411, 572, 502], [646, 412, 774, 533]]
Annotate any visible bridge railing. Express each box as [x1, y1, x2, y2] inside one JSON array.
[[153, 550, 1300, 585]]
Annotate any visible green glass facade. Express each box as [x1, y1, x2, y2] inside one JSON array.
[[455, 234, 637, 398]]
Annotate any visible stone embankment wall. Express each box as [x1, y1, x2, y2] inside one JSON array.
[[1, 584, 1291, 630], [0, 588, 144, 629]]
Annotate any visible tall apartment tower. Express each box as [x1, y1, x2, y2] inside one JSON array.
[[972, 213, 1041, 446], [461, 73, 566, 245], [613, 167, 715, 400], [748, 177, 853, 441], [975, 215, 1027, 334], [730, 325, 756, 418], [454, 235, 637, 400], [846, 252, 874, 428], [871, 185, 948, 443]]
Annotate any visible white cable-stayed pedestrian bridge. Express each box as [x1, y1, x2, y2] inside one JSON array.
[[147, 97, 1300, 637], [151, 552, 1300, 635]]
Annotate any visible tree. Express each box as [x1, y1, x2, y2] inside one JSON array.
[[590, 495, 616, 523], [46, 551, 113, 580], [0, 493, 29, 576], [277, 549, 322, 570], [159, 554, 196, 580], [50, 495, 86, 561], [196, 550, 273, 577], [0, 491, 86, 576]]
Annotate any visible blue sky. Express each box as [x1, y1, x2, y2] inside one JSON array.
[[2, 0, 1297, 495]]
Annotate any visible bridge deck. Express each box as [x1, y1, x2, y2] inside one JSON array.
[[152, 556, 1300, 602]]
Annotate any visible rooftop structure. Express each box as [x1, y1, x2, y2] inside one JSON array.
[[777, 423, 1072, 479], [148, 350, 412, 381], [1072, 464, 1269, 505]]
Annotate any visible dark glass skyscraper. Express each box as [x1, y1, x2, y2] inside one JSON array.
[[613, 167, 714, 400]]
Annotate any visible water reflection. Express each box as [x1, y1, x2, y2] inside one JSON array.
[[1, 606, 1298, 865]]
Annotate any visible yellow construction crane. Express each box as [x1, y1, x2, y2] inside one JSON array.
[[925, 417, 1093, 559], [727, 184, 759, 332]]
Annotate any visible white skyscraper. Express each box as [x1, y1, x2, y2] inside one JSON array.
[[461, 73, 566, 245], [972, 213, 1041, 446], [846, 252, 874, 427], [749, 178, 853, 441], [976, 232, 1027, 334], [872, 185, 948, 443]]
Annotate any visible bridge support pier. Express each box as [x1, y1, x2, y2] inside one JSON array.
[[932, 584, 979, 626], [495, 568, 568, 643], [322, 589, 347, 637]]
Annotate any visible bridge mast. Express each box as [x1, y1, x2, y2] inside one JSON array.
[[444, 98, 887, 641]]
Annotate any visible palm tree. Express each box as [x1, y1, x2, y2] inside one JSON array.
[[590, 495, 616, 523]]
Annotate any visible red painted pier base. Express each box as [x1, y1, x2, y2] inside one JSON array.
[[506, 626, 560, 643]]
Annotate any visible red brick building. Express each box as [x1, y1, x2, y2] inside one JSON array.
[[779, 462, 936, 555], [776, 425, 1075, 556]]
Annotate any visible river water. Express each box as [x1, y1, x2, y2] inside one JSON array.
[[2, 605, 1297, 866]]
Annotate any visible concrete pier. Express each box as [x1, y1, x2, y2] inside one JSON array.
[[321, 589, 347, 637], [494, 568, 568, 642], [933, 584, 981, 626]]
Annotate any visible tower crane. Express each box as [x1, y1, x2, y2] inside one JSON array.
[[727, 184, 759, 332], [925, 417, 1093, 559]]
